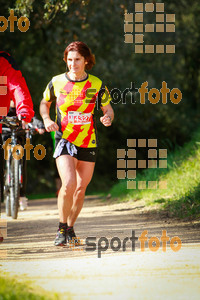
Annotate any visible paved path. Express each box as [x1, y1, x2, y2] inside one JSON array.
[[0, 197, 200, 299]]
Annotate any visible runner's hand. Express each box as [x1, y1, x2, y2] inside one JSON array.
[[100, 114, 112, 127], [44, 118, 59, 132]]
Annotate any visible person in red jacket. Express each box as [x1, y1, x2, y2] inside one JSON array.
[[0, 51, 34, 125], [0, 51, 34, 216]]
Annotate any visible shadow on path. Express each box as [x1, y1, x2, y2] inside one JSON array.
[[0, 197, 200, 261]]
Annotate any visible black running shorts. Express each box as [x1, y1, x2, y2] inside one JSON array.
[[54, 139, 97, 162]]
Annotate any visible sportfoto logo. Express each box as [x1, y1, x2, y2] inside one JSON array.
[[0, 9, 30, 32], [84, 81, 182, 106], [3, 138, 46, 161], [0, 76, 7, 98], [124, 2, 176, 53], [1, 75, 182, 106], [70, 230, 182, 258], [117, 138, 168, 190]]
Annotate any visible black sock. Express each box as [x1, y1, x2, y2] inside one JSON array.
[[67, 226, 73, 231], [59, 222, 68, 230]]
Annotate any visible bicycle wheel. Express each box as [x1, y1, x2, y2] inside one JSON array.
[[10, 158, 20, 219], [5, 189, 11, 216], [19, 157, 23, 195], [4, 160, 11, 217]]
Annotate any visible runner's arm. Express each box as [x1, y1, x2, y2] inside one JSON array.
[[39, 99, 59, 132], [100, 103, 114, 127]]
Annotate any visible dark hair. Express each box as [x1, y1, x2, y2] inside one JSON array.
[[63, 41, 95, 70]]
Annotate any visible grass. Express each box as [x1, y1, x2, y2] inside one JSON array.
[[110, 127, 200, 219], [0, 274, 63, 300], [28, 193, 56, 200]]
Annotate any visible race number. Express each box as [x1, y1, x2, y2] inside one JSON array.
[[68, 111, 92, 125]]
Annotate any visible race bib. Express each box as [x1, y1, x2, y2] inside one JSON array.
[[68, 111, 92, 125]]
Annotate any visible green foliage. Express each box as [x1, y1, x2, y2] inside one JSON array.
[[0, 0, 200, 195], [43, 0, 68, 21], [14, 0, 69, 19], [0, 275, 61, 300], [14, 0, 35, 17], [110, 125, 200, 219]]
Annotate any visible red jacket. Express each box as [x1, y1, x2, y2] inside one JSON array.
[[0, 51, 34, 132]]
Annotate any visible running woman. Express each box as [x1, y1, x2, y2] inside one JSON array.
[[40, 41, 114, 246]]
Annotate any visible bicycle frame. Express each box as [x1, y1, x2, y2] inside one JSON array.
[[1, 117, 23, 219], [3, 128, 21, 219], [0, 116, 36, 219]]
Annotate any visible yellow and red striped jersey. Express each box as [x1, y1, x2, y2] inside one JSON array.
[[43, 73, 111, 148]]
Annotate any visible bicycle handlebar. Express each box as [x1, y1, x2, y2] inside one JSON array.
[[0, 116, 21, 128], [0, 116, 38, 136]]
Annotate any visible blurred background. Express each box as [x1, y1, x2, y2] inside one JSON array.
[[1, 0, 200, 199]]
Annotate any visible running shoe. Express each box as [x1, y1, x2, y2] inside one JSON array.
[[54, 228, 66, 246], [67, 227, 82, 246]]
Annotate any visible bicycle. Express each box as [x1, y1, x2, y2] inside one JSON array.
[[0, 116, 35, 219]]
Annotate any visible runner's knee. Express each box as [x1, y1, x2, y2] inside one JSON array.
[[62, 182, 76, 194], [74, 185, 87, 199]]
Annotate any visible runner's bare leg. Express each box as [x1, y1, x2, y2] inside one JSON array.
[[56, 155, 77, 223], [67, 160, 95, 226]]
